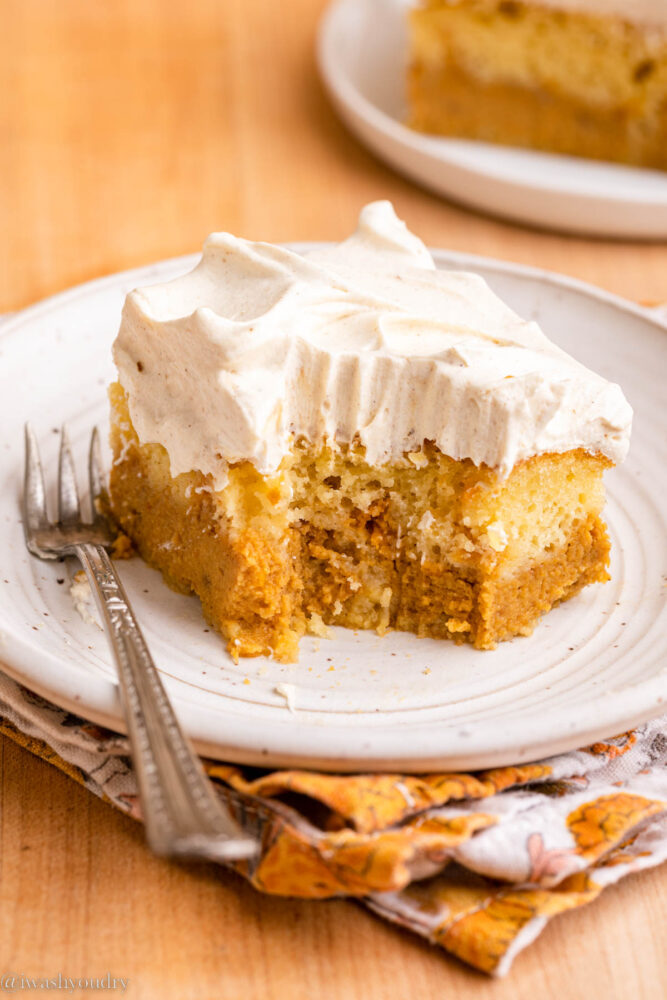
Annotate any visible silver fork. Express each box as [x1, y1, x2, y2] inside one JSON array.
[[22, 424, 258, 863]]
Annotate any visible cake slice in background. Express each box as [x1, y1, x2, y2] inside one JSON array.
[[109, 202, 632, 662], [408, 0, 667, 170]]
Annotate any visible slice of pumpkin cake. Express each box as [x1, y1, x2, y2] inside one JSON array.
[[109, 201, 632, 661]]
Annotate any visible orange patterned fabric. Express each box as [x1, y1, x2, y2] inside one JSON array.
[[209, 763, 552, 834], [1, 673, 665, 977]]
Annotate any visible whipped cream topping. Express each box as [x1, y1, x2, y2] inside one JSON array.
[[113, 202, 632, 488]]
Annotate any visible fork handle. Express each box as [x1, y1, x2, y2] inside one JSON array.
[[76, 542, 258, 863]]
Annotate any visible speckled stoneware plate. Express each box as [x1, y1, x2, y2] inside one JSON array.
[[0, 249, 665, 771], [317, 0, 667, 239]]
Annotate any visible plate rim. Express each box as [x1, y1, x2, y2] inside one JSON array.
[[0, 250, 666, 772]]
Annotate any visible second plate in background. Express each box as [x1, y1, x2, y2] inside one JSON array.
[[318, 0, 667, 239]]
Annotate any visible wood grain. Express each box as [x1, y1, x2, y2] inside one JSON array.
[[1, 0, 666, 312], [1, 1, 665, 997]]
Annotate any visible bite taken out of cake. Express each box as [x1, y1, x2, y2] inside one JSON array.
[[109, 202, 632, 662]]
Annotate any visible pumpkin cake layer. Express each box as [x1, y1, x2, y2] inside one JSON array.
[[110, 383, 610, 662], [408, 0, 667, 169]]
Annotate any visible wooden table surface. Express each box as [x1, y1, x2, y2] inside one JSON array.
[[1, 2, 665, 997]]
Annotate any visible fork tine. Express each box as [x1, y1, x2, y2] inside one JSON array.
[[58, 425, 81, 524], [88, 426, 106, 522], [23, 423, 49, 533]]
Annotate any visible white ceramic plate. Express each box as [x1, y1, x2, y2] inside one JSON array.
[[0, 251, 666, 772], [317, 0, 667, 239]]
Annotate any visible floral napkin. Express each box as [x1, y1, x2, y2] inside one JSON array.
[[1, 669, 664, 976]]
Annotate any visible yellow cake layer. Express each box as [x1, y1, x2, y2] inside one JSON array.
[[109, 382, 611, 662], [408, 0, 667, 168]]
